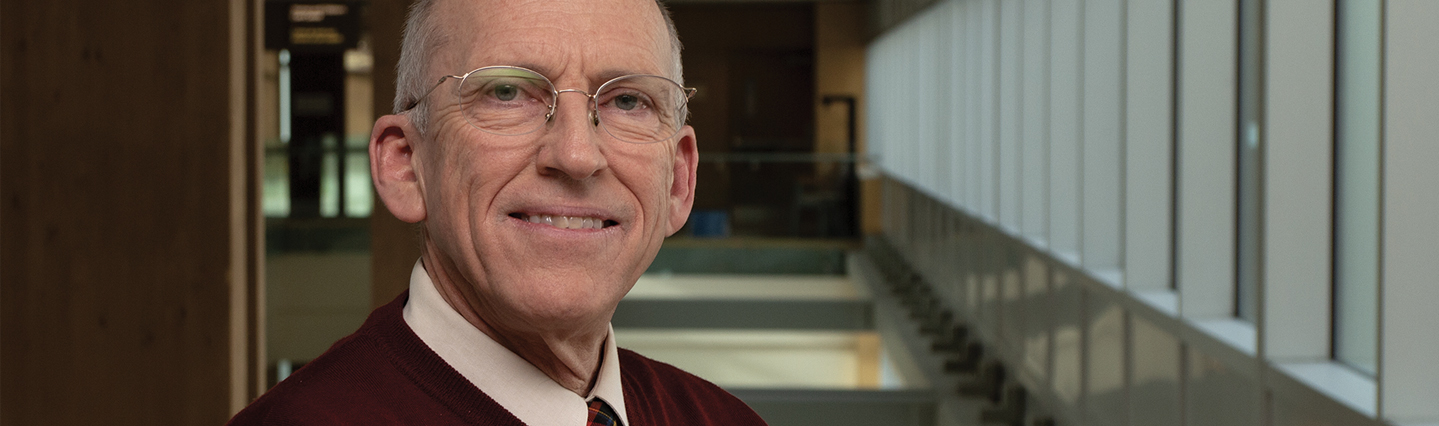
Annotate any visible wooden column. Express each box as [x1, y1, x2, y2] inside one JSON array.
[[0, 0, 263, 423], [369, 0, 424, 308]]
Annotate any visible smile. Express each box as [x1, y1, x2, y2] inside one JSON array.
[[510, 213, 619, 230]]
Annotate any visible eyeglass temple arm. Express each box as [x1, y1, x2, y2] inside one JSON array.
[[402, 74, 465, 112]]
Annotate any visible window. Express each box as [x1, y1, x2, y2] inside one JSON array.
[[1332, 0, 1380, 376], [262, 47, 375, 220], [1235, 0, 1263, 322]]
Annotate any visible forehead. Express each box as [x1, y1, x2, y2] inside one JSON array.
[[429, 0, 670, 80]]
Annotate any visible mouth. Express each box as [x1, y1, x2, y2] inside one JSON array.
[[508, 212, 620, 230]]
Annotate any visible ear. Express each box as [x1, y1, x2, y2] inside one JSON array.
[[370, 114, 427, 223], [665, 126, 698, 236]]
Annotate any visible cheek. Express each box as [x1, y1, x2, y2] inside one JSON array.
[[428, 129, 525, 198], [417, 138, 484, 229], [617, 156, 674, 208]]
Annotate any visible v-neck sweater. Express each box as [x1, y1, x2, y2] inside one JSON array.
[[228, 292, 768, 426]]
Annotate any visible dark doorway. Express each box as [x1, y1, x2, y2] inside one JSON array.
[[670, 4, 849, 238]]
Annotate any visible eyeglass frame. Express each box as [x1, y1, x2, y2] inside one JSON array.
[[400, 65, 698, 144]]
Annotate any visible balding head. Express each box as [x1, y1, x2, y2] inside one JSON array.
[[392, 0, 684, 137]]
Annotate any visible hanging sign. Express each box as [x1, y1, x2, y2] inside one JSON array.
[[264, 1, 362, 52]]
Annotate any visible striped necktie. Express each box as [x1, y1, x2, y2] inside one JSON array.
[[586, 398, 621, 426]]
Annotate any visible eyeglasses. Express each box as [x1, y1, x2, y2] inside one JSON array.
[[404, 66, 697, 145]]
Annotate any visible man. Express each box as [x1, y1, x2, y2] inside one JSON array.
[[229, 0, 767, 424]]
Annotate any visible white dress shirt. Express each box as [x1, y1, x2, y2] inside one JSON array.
[[402, 261, 629, 426]]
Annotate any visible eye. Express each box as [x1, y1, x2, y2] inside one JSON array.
[[613, 94, 641, 111], [493, 84, 519, 101]]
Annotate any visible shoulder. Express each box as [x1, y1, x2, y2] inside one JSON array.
[[227, 326, 409, 424], [229, 293, 517, 426], [618, 349, 769, 426]]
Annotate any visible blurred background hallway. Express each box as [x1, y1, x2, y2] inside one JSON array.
[[5, 0, 1437, 425]]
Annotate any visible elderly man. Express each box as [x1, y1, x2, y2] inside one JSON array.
[[230, 0, 766, 424]]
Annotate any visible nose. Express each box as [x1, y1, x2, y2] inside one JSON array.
[[536, 91, 607, 181]]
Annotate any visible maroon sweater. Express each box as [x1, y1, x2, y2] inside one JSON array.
[[229, 293, 768, 425]]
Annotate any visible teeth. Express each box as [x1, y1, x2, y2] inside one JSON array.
[[522, 214, 606, 230]]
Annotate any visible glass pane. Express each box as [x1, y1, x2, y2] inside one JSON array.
[[1235, 0, 1263, 322], [263, 153, 291, 217], [1333, 0, 1380, 376], [344, 134, 368, 149], [345, 151, 373, 218], [320, 133, 340, 218]]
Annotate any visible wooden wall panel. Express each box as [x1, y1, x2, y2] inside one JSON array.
[[1, 0, 257, 424]]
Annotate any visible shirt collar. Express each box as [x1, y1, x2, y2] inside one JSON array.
[[402, 260, 628, 425]]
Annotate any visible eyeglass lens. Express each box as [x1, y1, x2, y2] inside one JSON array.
[[456, 67, 688, 144]]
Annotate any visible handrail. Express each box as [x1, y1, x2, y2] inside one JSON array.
[[698, 152, 873, 163]]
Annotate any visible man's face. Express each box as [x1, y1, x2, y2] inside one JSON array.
[[413, 0, 695, 332]]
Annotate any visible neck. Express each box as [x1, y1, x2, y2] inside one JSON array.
[[486, 326, 608, 395], [420, 254, 609, 395]]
